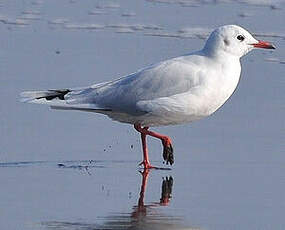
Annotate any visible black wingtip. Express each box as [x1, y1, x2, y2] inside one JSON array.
[[36, 89, 71, 101]]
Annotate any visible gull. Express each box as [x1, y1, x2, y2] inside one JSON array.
[[21, 25, 275, 169]]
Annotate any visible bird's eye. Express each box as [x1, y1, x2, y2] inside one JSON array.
[[237, 35, 245, 41]]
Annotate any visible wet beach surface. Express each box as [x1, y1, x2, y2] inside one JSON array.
[[1, 0, 284, 229]]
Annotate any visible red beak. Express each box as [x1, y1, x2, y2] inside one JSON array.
[[252, 40, 276, 49]]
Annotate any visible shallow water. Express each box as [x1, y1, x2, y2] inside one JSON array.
[[1, 0, 284, 230]]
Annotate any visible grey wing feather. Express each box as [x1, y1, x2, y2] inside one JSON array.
[[20, 54, 203, 115]]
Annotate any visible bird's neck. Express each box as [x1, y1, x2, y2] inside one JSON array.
[[202, 46, 240, 63]]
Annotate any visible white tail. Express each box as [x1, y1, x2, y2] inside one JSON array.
[[20, 89, 71, 102], [20, 88, 111, 112]]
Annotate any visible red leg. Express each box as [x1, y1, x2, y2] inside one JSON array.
[[142, 129, 172, 148], [134, 124, 174, 167], [139, 131, 155, 169], [141, 129, 174, 165]]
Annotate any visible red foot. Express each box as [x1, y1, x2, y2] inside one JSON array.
[[134, 123, 174, 168], [161, 136, 172, 148], [139, 161, 156, 169]]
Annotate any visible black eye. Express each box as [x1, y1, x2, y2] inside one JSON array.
[[237, 35, 245, 41]]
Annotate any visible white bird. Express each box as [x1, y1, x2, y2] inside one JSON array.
[[21, 25, 275, 169]]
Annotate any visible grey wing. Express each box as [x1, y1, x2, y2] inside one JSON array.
[[23, 55, 204, 114], [82, 56, 204, 115]]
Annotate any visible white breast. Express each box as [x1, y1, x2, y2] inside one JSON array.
[[198, 58, 241, 116], [137, 56, 241, 126]]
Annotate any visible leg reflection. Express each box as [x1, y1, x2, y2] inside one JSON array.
[[160, 176, 173, 205], [132, 169, 174, 221]]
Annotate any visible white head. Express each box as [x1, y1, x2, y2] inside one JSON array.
[[203, 25, 275, 58]]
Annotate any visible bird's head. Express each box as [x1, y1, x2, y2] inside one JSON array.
[[203, 25, 275, 58]]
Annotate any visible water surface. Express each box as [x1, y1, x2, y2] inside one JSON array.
[[0, 0, 284, 229]]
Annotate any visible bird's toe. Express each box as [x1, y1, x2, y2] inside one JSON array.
[[163, 143, 174, 165]]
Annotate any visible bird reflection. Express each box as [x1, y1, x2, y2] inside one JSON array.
[[130, 169, 174, 224], [97, 169, 184, 230], [43, 170, 197, 230]]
